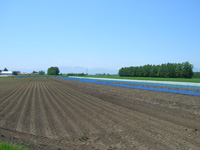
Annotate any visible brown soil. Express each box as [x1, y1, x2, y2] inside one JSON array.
[[0, 77, 200, 150]]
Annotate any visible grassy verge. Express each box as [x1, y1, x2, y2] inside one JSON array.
[[0, 142, 26, 150], [80, 75, 200, 83], [0, 76, 14, 78]]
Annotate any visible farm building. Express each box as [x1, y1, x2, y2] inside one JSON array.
[[30, 73, 39, 75], [18, 73, 28, 75], [0, 71, 13, 75]]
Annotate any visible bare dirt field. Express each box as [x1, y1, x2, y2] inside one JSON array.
[[0, 77, 200, 150]]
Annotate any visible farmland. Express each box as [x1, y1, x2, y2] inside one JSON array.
[[0, 77, 200, 150]]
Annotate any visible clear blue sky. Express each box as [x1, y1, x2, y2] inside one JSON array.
[[0, 0, 200, 74]]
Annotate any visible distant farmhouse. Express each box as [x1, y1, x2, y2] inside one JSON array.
[[30, 73, 39, 75], [0, 70, 13, 76], [18, 73, 28, 75]]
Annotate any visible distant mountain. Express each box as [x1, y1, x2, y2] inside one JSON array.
[[10, 66, 118, 75], [59, 66, 118, 75]]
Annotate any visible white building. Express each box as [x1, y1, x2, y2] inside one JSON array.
[[0, 71, 13, 76]]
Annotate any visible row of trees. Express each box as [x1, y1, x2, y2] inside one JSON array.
[[2, 66, 90, 76], [11, 67, 59, 75], [193, 72, 200, 78], [32, 71, 45, 75], [119, 62, 193, 78], [67, 73, 86, 76]]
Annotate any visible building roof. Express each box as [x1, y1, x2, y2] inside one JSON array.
[[1, 71, 12, 73], [18, 73, 28, 75]]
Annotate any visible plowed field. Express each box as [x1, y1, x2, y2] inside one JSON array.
[[0, 77, 200, 150]]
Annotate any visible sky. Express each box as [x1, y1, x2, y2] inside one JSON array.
[[0, 0, 200, 74]]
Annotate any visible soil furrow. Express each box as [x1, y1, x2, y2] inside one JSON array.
[[2, 80, 34, 129], [39, 80, 70, 138], [0, 80, 30, 110], [43, 81, 100, 134], [16, 80, 35, 133], [34, 80, 46, 137], [37, 80, 54, 138], [30, 80, 36, 135]]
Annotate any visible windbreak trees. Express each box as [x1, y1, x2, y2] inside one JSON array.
[[193, 72, 200, 78], [118, 62, 193, 78]]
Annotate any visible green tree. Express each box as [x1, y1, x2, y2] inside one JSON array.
[[47, 67, 60, 75], [175, 63, 183, 78], [39, 70, 45, 75], [143, 64, 151, 77], [12, 71, 18, 75], [193, 72, 200, 78], [150, 65, 159, 77], [3, 68, 8, 71], [157, 64, 167, 77], [182, 61, 193, 78], [166, 63, 176, 78], [32, 71, 37, 74]]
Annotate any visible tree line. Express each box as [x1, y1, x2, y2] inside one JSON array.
[[67, 73, 86, 76], [118, 62, 193, 78], [193, 72, 200, 78]]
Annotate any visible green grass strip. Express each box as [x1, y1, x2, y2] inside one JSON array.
[[81, 75, 200, 83], [0, 142, 26, 150]]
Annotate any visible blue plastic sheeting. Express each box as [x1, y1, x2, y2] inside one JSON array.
[[17, 76, 25, 79], [62, 77, 200, 96], [51, 76, 62, 79], [69, 78, 200, 90], [42, 77, 46, 79]]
